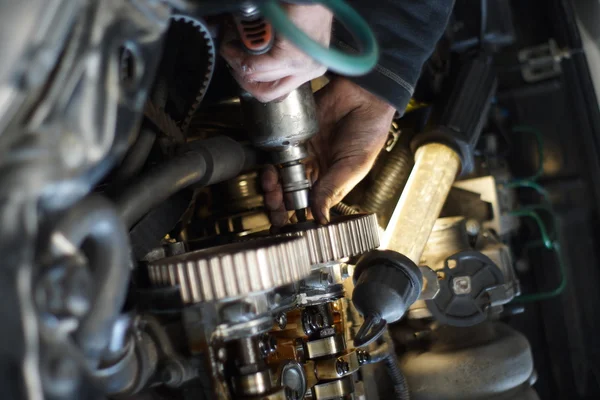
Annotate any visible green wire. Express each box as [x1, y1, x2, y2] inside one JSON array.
[[506, 125, 567, 302], [509, 209, 553, 249], [258, 0, 379, 76], [509, 209, 567, 302], [510, 125, 545, 182], [511, 241, 567, 303], [515, 204, 557, 238], [506, 180, 551, 204]]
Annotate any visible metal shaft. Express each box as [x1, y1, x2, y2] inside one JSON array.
[[381, 143, 461, 264], [241, 83, 318, 211]]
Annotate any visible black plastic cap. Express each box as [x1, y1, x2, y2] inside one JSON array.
[[426, 251, 505, 327], [352, 250, 423, 324]]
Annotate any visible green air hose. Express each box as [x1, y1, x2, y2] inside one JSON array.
[[258, 0, 379, 76]]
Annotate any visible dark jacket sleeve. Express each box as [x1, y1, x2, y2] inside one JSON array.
[[333, 0, 454, 114]]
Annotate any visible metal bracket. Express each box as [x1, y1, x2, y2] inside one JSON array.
[[418, 265, 440, 301], [518, 39, 572, 83]]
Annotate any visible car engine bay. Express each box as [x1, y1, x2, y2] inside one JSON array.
[[1, 0, 600, 399]]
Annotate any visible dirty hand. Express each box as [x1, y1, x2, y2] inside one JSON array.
[[221, 4, 333, 103], [262, 78, 396, 226]]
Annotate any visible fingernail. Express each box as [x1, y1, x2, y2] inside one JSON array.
[[318, 207, 330, 225]]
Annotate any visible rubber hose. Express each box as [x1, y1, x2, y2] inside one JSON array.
[[361, 144, 413, 213], [366, 330, 410, 400], [50, 195, 130, 366], [112, 127, 157, 185], [258, 0, 379, 76], [116, 151, 206, 228], [384, 353, 411, 400], [115, 136, 256, 228]]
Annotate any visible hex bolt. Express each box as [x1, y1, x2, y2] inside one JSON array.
[[356, 350, 370, 366], [340, 263, 354, 280], [302, 308, 325, 335], [276, 312, 288, 330], [452, 276, 472, 295], [260, 334, 278, 357], [336, 358, 350, 376]]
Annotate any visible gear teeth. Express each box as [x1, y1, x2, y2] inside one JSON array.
[[144, 101, 185, 142], [282, 214, 380, 266], [169, 14, 216, 134], [147, 236, 312, 304]]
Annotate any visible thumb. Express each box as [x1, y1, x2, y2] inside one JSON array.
[[311, 158, 369, 224]]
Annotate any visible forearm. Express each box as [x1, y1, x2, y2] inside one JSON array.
[[333, 0, 455, 113]]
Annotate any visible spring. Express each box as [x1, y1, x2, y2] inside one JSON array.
[[332, 201, 361, 216], [361, 144, 413, 213]]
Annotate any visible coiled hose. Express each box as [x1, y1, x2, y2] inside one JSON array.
[[332, 201, 360, 216], [367, 330, 411, 400], [361, 144, 413, 214], [384, 352, 411, 400]]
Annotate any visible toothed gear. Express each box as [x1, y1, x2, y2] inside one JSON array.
[[158, 14, 215, 135], [280, 213, 381, 266], [147, 236, 312, 304]]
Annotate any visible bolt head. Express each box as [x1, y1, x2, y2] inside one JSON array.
[[357, 350, 370, 365], [302, 308, 325, 335], [336, 358, 350, 375], [276, 313, 287, 329], [260, 334, 278, 357], [452, 276, 472, 295], [465, 219, 480, 236]]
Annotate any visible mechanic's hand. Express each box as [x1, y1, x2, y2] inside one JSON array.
[[262, 78, 396, 226], [221, 4, 333, 103]]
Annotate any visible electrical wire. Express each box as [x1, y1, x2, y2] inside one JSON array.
[[509, 207, 567, 302], [511, 240, 567, 303], [509, 209, 553, 250], [506, 180, 551, 204], [258, 0, 379, 76], [505, 124, 567, 302]]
